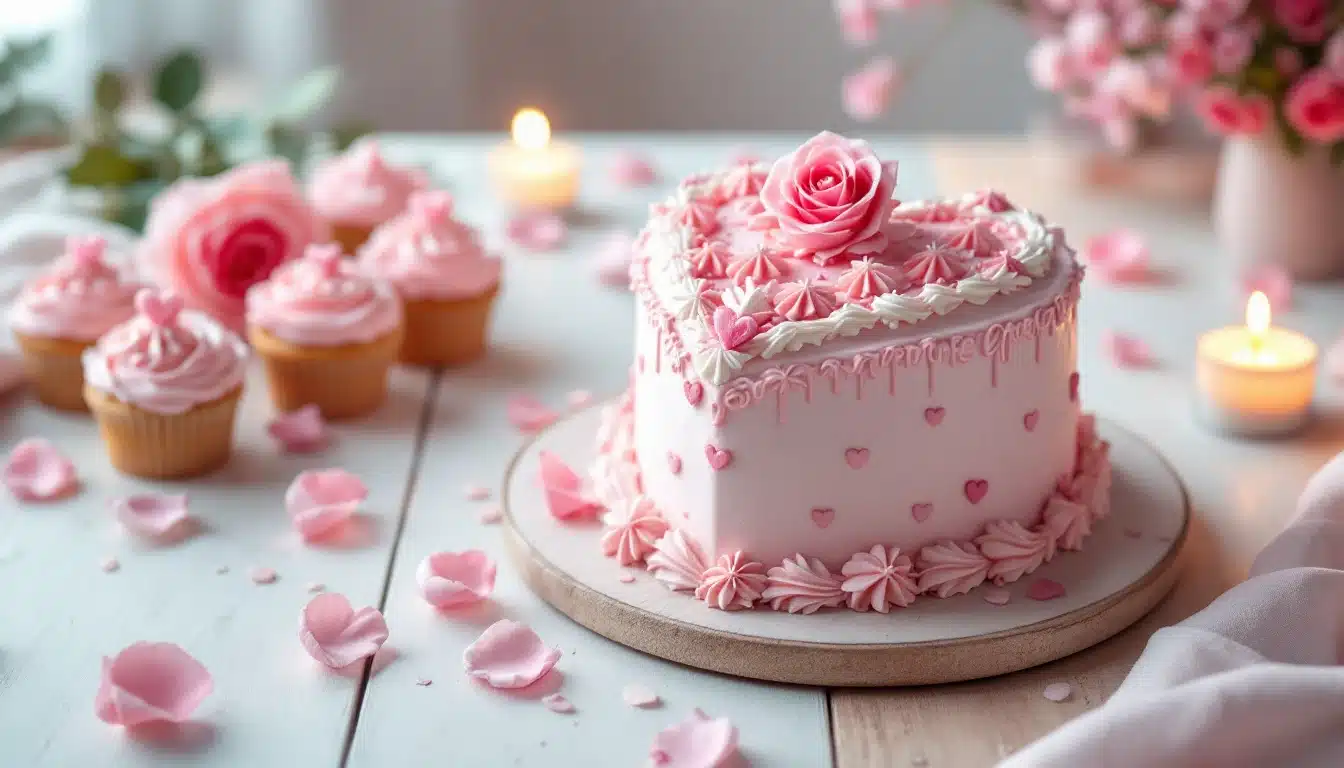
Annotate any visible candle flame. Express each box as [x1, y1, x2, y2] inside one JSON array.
[[511, 108, 551, 151], [1246, 290, 1270, 344]]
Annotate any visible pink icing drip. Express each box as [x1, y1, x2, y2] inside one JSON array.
[[975, 520, 1054, 585], [725, 247, 789, 288], [840, 545, 918, 612], [901, 245, 971, 286], [762, 554, 846, 614], [646, 530, 709, 592], [834, 257, 906, 301], [600, 500, 671, 566], [688, 242, 733, 280], [914, 540, 991, 598], [695, 552, 768, 611], [771, 279, 837, 321]]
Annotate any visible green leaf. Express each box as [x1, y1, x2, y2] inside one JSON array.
[[331, 120, 374, 151], [94, 69, 127, 112], [0, 35, 53, 82], [1274, 104, 1306, 158], [100, 181, 163, 233], [272, 67, 340, 124], [264, 122, 308, 167], [0, 101, 67, 143], [65, 144, 152, 187], [153, 51, 204, 112], [1331, 142, 1344, 169]]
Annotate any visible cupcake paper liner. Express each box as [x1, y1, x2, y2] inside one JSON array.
[[84, 386, 242, 480], [13, 332, 94, 412], [249, 326, 402, 419], [399, 287, 499, 367]]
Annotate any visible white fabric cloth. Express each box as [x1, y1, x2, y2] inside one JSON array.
[[1004, 451, 1344, 768]]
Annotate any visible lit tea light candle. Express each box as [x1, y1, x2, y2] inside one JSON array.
[[1196, 291, 1318, 437], [489, 108, 581, 210]]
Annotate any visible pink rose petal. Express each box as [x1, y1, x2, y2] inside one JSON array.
[[112, 493, 192, 541], [416, 550, 497, 608], [539, 450, 602, 522], [843, 56, 902, 122], [567, 389, 593, 409], [506, 210, 567, 252], [609, 150, 658, 187], [464, 484, 491, 502], [982, 587, 1011, 606], [1102, 331, 1156, 369], [649, 709, 739, 768], [100, 556, 121, 573], [250, 566, 278, 585], [618, 572, 636, 584], [478, 505, 503, 525], [1083, 230, 1150, 284], [95, 642, 214, 727], [1027, 578, 1067, 601], [542, 693, 576, 714], [299, 592, 390, 669], [622, 683, 661, 709], [1240, 265, 1292, 310], [285, 468, 367, 543], [1043, 682, 1072, 702], [266, 404, 330, 453], [3, 438, 77, 501], [508, 394, 559, 433], [463, 619, 562, 689], [592, 232, 635, 290]]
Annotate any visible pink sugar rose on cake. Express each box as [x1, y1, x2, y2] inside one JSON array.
[[753, 131, 899, 265], [139, 161, 326, 331], [308, 140, 427, 254]]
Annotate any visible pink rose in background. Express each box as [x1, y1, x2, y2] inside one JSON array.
[[1272, 0, 1327, 44], [755, 132, 898, 264], [1285, 68, 1344, 142], [1118, 6, 1160, 47], [1028, 38, 1074, 92], [1275, 47, 1304, 78], [139, 161, 326, 330], [1196, 85, 1272, 136], [1168, 36, 1215, 86], [1066, 11, 1117, 73], [1212, 26, 1255, 74], [844, 57, 902, 120], [1099, 58, 1172, 119], [1327, 31, 1344, 78], [835, 0, 878, 46], [1187, 0, 1250, 26]]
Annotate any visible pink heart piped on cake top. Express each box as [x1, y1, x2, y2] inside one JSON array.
[[683, 380, 704, 406], [844, 447, 869, 469], [1024, 410, 1040, 432], [924, 407, 946, 426], [911, 502, 933, 523], [711, 306, 758, 351], [810, 507, 835, 529], [704, 444, 733, 471], [1068, 372, 1080, 403], [964, 479, 989, 504], [667, 452, 683, 475]]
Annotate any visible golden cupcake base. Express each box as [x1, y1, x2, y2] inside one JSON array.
[[84, 386, 243, 480], [248, 325, 402, 419], [399, 287, 499, 367], [13, 332, 94, 412]]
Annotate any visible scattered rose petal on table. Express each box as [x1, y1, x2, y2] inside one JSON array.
[[982, 587, 1010, 606], [299, 592, 390, 670], [542, 693, 576, 714], [112, 493, 192, 541], [843, 56, 901, 121], [835, 0, 878, 45], [1082, 230, 1150, 284], [539, 450, 602, 522], [609, 150, 658, 187], [416, 550, 497, 608], [100, 556, 121, 573], [649, 709, 739, 768], [1102, 331, 1156, 369], [507, 394, 559, 433], [1043, 682, 1073, 702], [592, 232, 635, 290], [95, 642, 213, 727], [478, 505, 503, 525], [618, 572, 636, 584], [463, 620, 562, 689], [250, 567, 278, 585], [286, 468, 367, 543], [1027, 578, 1067, 601], [266, 405, 330, 453], [464, 484, 491, 502], [506, 210, 567, 251], [3, 438, 77, 501], [1239, 265, 1292, 310], [622, 683, 661, 709]]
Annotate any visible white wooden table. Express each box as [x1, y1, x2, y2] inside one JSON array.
[[0, 135, 1339, 768]]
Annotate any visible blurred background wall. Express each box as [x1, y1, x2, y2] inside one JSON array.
[[5, 0, 1047, 133]]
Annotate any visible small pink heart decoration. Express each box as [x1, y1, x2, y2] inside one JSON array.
[[924, 407, 946, 427], [704, 444, 733, 471], [712, 306, 759, 351], [1023, 410, 1040, 432], [667, 452, 682, 475], [964, 479, 989, 504], [810, 507, 835, 529], [911, 502, 933, 523], [844, 447, 869, 469], [135, 289, 183, 327], [683, 381, 704, 406], [1068, 372, 1080, 403], [1027, 578, 1067, 601]]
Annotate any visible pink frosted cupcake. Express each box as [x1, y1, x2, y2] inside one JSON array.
[[359, 191, 501, 366], [82, 289, 249, 479], [138, 160, 327, 332], [308, 140, 427, 256], [9, 236, 140, 411], [246, 243, 404, 419]]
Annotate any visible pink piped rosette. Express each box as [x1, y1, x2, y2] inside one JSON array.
[[139, 160, 327, 331], [8, 236, 140, 411], [82, 288, 249, 479], [358, 190, 502, 367], [308, 140, 427, 254], [246, 243, 404, 419]]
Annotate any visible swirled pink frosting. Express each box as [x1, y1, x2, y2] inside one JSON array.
[[646, 529, 708, 592], [726, 247, 789, 287], [600, 498, 670, 566], [772, 279, 836, 321], [688, 242, 732, 280], [940, 221, 1003, 258], [716, 164, 767, 201], [1042, 492, 1092, 551], [915, 540, 990, 598], [835, 257, 906, 301], [840, 545, 918, 612], [902, 245, 971, 285], [9, 236, 139, 341], [307, 141, 427, 226], [358, 191, 501, 301], [976, 520, 1054, 585], [763, 554, 846, 614], [246, 244, 402, 346], [695, 552, 767, 611], [82, 290, 248, 414]]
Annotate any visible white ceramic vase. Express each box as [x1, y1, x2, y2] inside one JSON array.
[[1213, 137, 1344, 280]]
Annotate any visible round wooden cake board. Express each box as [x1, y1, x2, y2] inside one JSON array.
[[501, 405, 1189, 687]]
